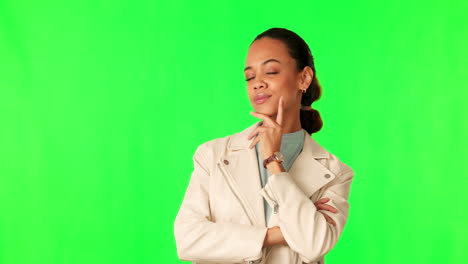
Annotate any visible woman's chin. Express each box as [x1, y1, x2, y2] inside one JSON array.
[[252, 100, 279, 115], [252, 106, 276, 116]]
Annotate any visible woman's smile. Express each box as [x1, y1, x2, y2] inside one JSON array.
[[254, 93, 272, 104]]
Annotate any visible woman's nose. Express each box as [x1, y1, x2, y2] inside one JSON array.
[[254, 79, 267, 90]]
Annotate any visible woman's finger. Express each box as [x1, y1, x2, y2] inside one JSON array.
[[320, 212, 336, 226], [249, 137, 261, 149], [318, 212, 336, 226], [316, 204, 338, 213], [250, 111, 277, 128], [247, 126, 267, 140], [315, 198, 330, 204], [276, 96, 284, 126]]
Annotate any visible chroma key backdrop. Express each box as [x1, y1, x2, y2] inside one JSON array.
[[0, 0, 467, 263]]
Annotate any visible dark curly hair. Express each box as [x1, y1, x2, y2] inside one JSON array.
[[252, 28, 323, 134]]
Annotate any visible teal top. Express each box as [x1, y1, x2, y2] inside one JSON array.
[[255, 128, 306, 224]]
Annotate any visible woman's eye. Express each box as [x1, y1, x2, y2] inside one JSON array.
[[245, 72, 277, 81]]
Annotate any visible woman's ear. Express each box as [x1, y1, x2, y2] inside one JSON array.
[[299, 66, 314, 90]]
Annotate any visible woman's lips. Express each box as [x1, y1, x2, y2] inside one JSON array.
[[254, 93, 272, 104]]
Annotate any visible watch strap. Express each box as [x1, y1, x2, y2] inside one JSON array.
[[263, 152, 282, 168]]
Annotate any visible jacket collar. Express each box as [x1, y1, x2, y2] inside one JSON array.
[[220, 121, 334, 227], [227, 121, 329, 159]]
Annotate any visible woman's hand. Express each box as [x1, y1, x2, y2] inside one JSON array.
[[247, 96, 284, 160], [262, 198, 337, 248], [262, 226, 288, 248], [314, 198, 337, 226]]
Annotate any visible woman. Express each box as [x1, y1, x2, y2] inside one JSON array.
[[174, 28, 354, 264]]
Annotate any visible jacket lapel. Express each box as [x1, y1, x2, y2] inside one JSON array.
[[219, 122, 336, 227], [219, 122, 266, 227], [288, 135, 337, 198]]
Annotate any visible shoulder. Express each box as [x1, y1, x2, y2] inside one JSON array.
[[195, 135, 229, 157], [308, 136, 354, 180], [195, 122, 259, 153], [327, 151, 354, 180], [193, 122, 259, 163]]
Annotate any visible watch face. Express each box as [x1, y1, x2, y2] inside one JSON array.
[[274, 151, 284, 162]]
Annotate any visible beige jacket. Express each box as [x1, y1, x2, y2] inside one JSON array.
[[174, 121, 354, 264]]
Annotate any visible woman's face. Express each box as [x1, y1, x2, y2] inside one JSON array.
[[244, 37, 305, 117]]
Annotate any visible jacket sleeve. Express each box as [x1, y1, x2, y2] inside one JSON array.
[[259, 166, 354, 263], [174, 143, 268, 263]]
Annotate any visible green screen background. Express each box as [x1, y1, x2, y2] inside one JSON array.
[[1, 0, 467, 263]]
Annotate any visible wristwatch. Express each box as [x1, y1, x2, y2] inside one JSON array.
[[263, 151, 284, 168]]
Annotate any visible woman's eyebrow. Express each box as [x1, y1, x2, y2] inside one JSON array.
[[244, 59, 281, 72]]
